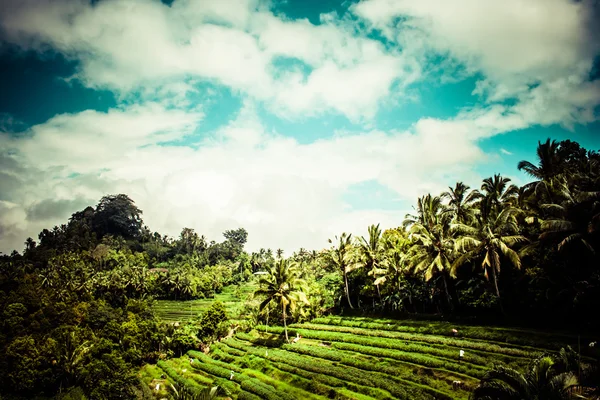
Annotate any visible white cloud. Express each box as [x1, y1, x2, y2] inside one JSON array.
[[352, 0, 600, 122], [0, 102, 490, 254], [1, 0, 598, 255], [352, 0, 598, 81], [0, 0, 417, 121], [500, 148, 513, 156]]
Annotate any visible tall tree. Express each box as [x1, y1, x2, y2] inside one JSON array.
[[472, 348, 581, 400], [403, 194, 444, 230], [407, 215, 456, 311], [359, 224, 385, 304], [326, 233, 358, 309], [253, 260, 308, 342], [539, 179, 600, 255], [453, 208, 527, 312], [93, 194, 143, 240], [441, 182, 477, 224], [475, 175, 519, 219]]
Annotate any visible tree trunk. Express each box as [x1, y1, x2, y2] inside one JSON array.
[[344, 270, 354, 309], [491, 267, 505, 315], [442, 273, 454, 312], [266, 308, 269, 333], [283, 303, 289, 342]]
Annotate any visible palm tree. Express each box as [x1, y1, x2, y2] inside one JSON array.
[[442, 182, 477, 224], [359, 224, 385, 304], [403, 194, 444, 230], [169, 383, 221, 400], [472, 349, 580, 400], [518, 138, 563, 182], [253, 259, 308, 342], [276, 248, 284, 259], [325, 233, 359, 309], [380, 232, 412, 309], [539, 179, 600, 255], [24, 237, 36, 253], [407, 217, 456, 311], [475, 174, 519, 218], [453, 208, 528, 312], [404, 195, 457, 310]]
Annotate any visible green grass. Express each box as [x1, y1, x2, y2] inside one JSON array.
[[153, 283, 257, 323], [142, 313, 583, 399]]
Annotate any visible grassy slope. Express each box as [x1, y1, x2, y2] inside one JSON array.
[[145, 284, 591, 399], [142, 310, 586, 400], [152, 283, 257, 323]]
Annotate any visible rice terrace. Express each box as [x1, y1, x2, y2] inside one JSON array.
[[143, 282, 598, 400], [1, 0, 600, 399]]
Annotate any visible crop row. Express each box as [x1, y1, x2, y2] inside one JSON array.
[[226, 338, 456, 400], [157, 360, 203, 392], [187, 351, 291, 400], [329, 316, 586, 351], [216, 342, 387, 400], [205, 349, 323, 400], [238, 391, 263, 400], [256, 326, 518, 369], [225, 339, 401, 399], [280, 342, 477, 392], [240, 329, 487, 378], [288, 323, 536, 358], [330, 341, 487, 379]]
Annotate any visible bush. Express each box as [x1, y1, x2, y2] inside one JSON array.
[[196, 301, 228, 342]]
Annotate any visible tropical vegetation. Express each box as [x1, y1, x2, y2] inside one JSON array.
[[1, 138, 599, 399]]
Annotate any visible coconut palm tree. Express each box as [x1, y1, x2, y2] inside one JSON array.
[[442, 182, 477, 224], [407, 216, 456, 311], [169, 383, 221, 400], [325, 233, 359, 309], [474, 174, 519, 219], [453, 208, 528, 312], [403, 194, 444, 230], [539, 179, 600, 255], [518, 138, 563, 182], [253, 259, 308, 342], [359, 224, 385, 304], [471, 349, 580, 400]]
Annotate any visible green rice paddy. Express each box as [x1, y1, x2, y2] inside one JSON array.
[[152, 283, 257, 324], [144, 292, 589, 399]]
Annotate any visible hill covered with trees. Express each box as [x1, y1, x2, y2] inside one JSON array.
[[1, 138, 599, 399]]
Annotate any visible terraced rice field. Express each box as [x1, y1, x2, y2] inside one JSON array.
[[152, 283, 257, 323], [143, 316, 592, 399]]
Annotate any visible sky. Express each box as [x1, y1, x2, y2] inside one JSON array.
[[0, 0, 599, 255]]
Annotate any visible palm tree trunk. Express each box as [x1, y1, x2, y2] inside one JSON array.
[[283, 304, 289, 342], [344, 270, 354, 309], [491, 267, 505, 315], [376, 284, 381, 306], [442, 273, 454, 312]]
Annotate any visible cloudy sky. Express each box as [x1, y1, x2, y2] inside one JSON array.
[[1, 0, 599, 254]]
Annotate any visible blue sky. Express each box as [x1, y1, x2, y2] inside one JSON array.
[[0, 0, 599, 254]]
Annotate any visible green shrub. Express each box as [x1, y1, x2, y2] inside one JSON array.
[[156, 360, 201, 392]]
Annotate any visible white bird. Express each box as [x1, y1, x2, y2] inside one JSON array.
[[459, 350, 465, 358], [292, 333, 302, 344], [155, 383, 160, 391], [230, 371, 235, 380]]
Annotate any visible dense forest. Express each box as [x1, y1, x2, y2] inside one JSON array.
[[1, 138, 599, 399]]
